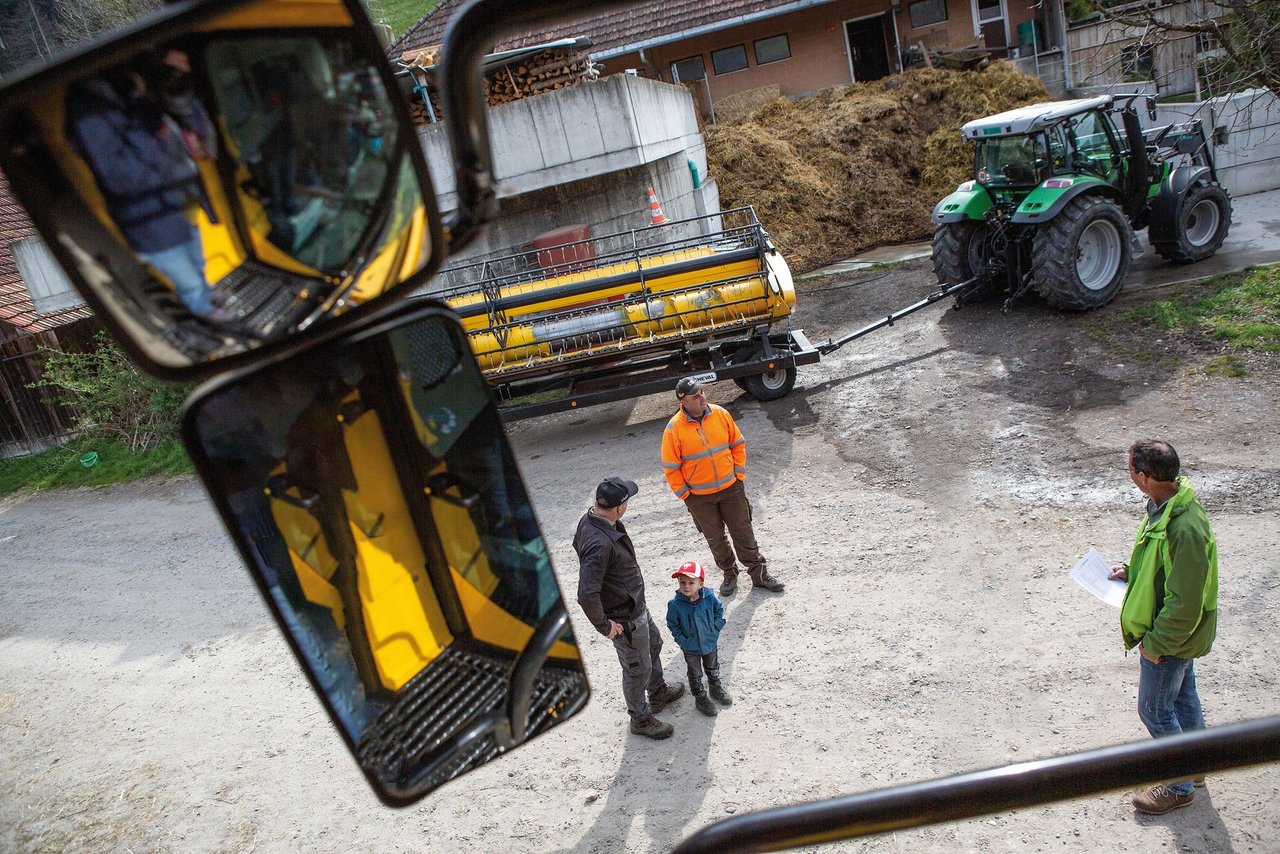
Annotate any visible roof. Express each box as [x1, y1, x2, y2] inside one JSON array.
[[392, 0, 828, 61], [0, 171, 94, 335], [961, 96, 1114, 138]]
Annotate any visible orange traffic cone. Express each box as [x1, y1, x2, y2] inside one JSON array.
[[646, 186, 668, 226]]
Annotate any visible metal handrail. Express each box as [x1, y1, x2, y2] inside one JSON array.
[[673, 716, 1280, 853]]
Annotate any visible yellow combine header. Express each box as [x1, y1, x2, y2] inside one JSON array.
[[431, 207, 819, 418]]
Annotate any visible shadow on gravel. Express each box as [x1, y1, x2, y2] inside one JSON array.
[[1136, 787, 1232, 853], [563, 592, 769, 854]]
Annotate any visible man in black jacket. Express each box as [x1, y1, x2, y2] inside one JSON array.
[[574, 476, 684, 739]]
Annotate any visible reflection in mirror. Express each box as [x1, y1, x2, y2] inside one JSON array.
[[0, 0, 436, 374], [184, 306, 586, 803]]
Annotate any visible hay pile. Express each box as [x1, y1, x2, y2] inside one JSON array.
[[705, 63, 1049, 271]]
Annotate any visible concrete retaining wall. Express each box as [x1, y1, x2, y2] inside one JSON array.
[[417, 74, 719, 269], [1153, 89, 1280, 197]]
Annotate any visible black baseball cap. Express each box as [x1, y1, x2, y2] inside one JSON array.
[[675, 376, 704, 399], [596, 476, 639, 509]]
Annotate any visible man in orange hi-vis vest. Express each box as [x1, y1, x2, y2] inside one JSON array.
[[661, 376, 785, 597]]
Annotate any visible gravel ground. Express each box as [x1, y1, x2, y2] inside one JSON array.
[[2, 260, 1277, 853]]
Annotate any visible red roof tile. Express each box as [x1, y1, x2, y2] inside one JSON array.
[[392, 0, 814, 60], [0, 170, 94, 334]]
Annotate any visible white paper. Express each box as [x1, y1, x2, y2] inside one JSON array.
[[1069, 547, 1127, 608]]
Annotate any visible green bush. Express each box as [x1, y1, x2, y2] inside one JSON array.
[[31, 332, 190, 450]]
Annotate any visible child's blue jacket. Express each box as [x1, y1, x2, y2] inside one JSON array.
[[666, 587, 726, 655]]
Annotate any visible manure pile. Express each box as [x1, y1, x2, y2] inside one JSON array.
[[705, 63, 1050, 272]]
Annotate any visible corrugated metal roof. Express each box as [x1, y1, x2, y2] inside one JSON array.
[[392, 0, 820, 61], [0, 171, 95, 334]]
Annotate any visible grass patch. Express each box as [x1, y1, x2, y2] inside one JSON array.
[[380, 0, 442, 40], [1104, 264, 1280, 353], [0, 439, 192, 496], [1203, 354, 1246, 377]]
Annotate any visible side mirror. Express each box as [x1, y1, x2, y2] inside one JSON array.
[[182, 300, 588, 804], [0, 0, 443, 381]]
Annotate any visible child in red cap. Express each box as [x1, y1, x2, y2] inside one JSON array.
[[665, 560, 732, 716]]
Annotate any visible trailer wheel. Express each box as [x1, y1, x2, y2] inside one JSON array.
[[931, 221, 987, 285], [1152, 183, 1231, 264], [733, 377, 750, 392], [1032, 195, 1130, 310], [742, 363, 796, 401]]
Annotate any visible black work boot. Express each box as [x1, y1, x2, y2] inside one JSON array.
[[648, 681, 685, 713], [748, 562, 785, 592], [719, 568, 740, 597], [694, 692, 718, 716], [629, 714, 674, 739], [708, 678, 733, 706]]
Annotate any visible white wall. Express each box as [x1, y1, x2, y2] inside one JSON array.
[[1153, 89, 1280, 196]]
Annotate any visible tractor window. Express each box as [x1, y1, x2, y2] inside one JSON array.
[[974, 134, 1047, 187], [1067, 111, 1121, 184]]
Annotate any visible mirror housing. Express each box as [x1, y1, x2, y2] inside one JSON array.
[[182, 299, 588, 804], [0, 0, 443, 381]]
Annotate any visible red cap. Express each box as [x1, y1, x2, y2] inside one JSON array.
[[672, 560, 705, 580]]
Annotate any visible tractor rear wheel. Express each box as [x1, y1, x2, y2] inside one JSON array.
[[1152, 183, 1231, 264], [931, 221, 987, 285], [1032, 195, 1130, 310]]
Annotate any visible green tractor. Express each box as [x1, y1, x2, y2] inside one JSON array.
[[931, 94, 1232, 310]]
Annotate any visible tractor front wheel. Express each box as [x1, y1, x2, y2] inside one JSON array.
[[1032, 195, 1130, 310], [1152, 183, 1231, 264]]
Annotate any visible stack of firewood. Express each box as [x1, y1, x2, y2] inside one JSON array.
[[400, 44, 599, 125]]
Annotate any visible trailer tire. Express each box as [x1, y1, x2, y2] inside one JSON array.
[[742, 363, 796, 401], [931, 221, 987, 285], [733, 377, 750, 392], [1032, 195, 1129, 311], [1152, 183, 1231, 264]]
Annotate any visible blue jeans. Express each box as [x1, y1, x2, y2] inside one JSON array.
[[1138, 654, 1205, 795], [139, 231, 212, 315]]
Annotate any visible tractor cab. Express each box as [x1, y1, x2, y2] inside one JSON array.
[[963, 97, 1129, 196]]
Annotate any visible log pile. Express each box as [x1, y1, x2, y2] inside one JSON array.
[[401, 44, 599, 125]]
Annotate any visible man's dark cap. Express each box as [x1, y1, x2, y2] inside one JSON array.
[[596, 476, 639, 509], [675, 376, 703, 399]]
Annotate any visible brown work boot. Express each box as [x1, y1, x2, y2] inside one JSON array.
[[648, 681, 685, 713], [1132, 784, 1194, 815], [694, 693, 718, 716], [629, 714, 674, 740], [719, 568, 739, 597], [1192, 776, 1206, 788], [748, 563, 785, 592]]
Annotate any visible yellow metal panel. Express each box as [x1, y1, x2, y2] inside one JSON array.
[[201, 0, 354, 31], [287, 551, 346, 630], [339, 405, 453, 692], [451, 568, 581, 660]]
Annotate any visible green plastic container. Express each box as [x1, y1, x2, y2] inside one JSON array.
[[1017, 20, 1043, 50], [80, 451, 99, 468]]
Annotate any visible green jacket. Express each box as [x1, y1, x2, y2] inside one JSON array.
[[1120, 477, 1218, 658]]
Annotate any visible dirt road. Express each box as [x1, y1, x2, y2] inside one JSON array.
[[2, 261, 1278, 853]]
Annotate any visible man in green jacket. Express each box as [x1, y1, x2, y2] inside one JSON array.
[[1108, 440, 1218, 815]]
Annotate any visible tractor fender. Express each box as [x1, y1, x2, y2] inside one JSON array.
[[1010, 177, 1122, 224], [1147, 165, 1215, 244], [931, 185, 992, 224]]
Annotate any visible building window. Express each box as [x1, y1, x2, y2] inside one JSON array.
[[711, 44, 749, 75], [754, 34, 791, 65], [908, 0, 947, 28], [671, 55, 706, 83], [1121, 43, 1155, 80]]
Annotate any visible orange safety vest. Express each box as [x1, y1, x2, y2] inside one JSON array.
[[661, 403, 746, 499]]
